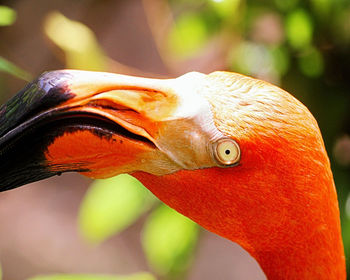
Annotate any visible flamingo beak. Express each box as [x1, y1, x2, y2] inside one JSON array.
[[0, 70, 222, 191], [41, 70, 184, 178]]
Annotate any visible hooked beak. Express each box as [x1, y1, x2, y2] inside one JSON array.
[[41, 70, 187, 178], [0, 70, 224, 191]]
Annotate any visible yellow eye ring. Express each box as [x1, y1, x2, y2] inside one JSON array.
[[213, 138, 241, 166]]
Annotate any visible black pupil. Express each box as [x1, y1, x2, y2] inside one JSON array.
[[225, 149, 231, 155]]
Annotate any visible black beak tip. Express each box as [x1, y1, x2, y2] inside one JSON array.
[[36, 70, 75, 98], [0, 70, 79, 192]]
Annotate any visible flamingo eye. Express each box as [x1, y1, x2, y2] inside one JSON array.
[[213, 138, 240, 166]]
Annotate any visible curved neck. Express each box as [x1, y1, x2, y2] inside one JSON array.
[[134, 162, 346, 279], [247, 193, 346, 279]]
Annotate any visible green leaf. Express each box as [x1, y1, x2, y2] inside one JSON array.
[[285, 9, 313, 49], [0, 56, 32, 81], [142, 204, 199, 277], [27, 272, 156, 280], [44, 12, 107, 71], [298, 46, 324, 77], [0, 6, 16, 26], [168, 13, 208, 58], [79, 174, 155, 243]]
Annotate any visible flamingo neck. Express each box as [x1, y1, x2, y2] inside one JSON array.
[[134, 162, 346, 279]]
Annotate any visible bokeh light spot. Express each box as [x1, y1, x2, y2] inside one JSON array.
[[0, 6, 16, 26], [168, 13, 208, 58], [285, 9, 313, 49], [298, 46, 324, 77]]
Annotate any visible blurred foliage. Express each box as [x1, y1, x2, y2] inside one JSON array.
[[298, 46, 324, 77], [142, 205, 199, 278], [168, 12, 209, 57], [79, 175, 198, 279], [209, 0, 241, 18], [44, 12, 107, 71], [28, 273, 156, 280], [79, 175, 155, 243], [0, 6, 32, 81], [285, 9, 313, 50], [0, 5, 16, 26], [0, 7, 31, 82], [0, 56, 32, 81], [167, 0, 350, 83]]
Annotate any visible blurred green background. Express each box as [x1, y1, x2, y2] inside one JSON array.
[[0, 0, 350, 279]]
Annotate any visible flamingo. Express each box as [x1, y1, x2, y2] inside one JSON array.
[[0, 70, 345, 279]]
